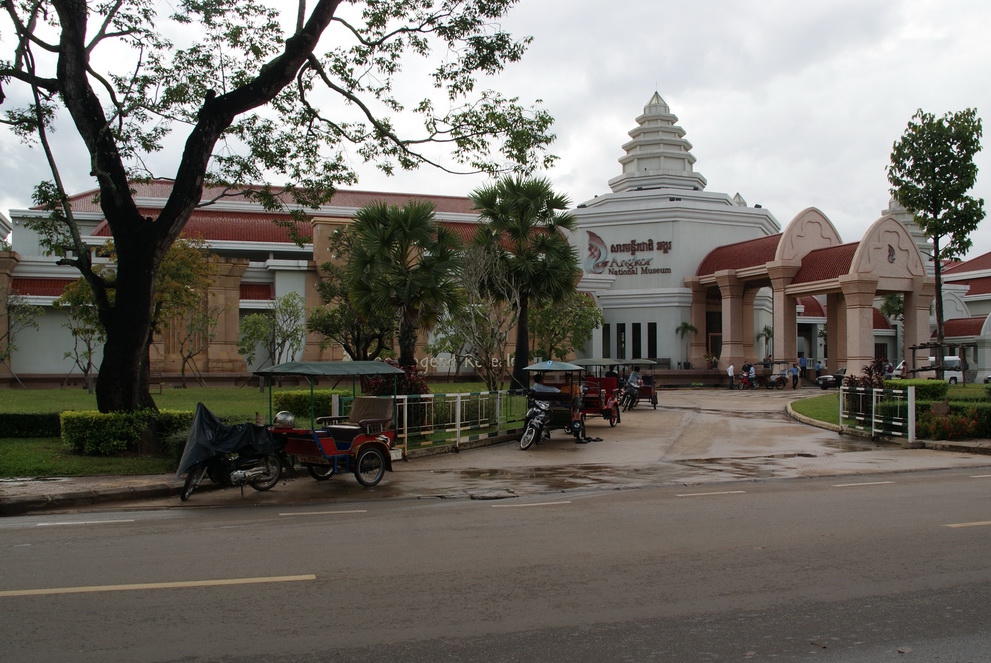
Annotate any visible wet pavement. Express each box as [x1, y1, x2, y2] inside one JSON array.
[[3, 388, 991, 514]]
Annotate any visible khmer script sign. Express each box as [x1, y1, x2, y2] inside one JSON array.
[[584, 230, 672, 276]]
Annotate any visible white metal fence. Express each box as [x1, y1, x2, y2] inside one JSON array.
[[839, 385, 916, 443], [336, 390, 528, 453]]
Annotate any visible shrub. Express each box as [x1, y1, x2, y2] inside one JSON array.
[[0, 413, 61, 438], [917, 407, 980, 440], [61, 411, 153, 455], [272, 389, 351, 421]]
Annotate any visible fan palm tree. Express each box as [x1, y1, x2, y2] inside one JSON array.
[[348, 200, 462, 370], [470, 176, 581, 390]]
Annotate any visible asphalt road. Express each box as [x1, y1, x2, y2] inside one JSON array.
[[2, 466, 991, 662]]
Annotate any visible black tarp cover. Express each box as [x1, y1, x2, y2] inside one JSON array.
[[175, 403, 280, 478]]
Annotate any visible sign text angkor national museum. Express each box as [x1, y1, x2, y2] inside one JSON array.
[[584, 230, 673, 276]]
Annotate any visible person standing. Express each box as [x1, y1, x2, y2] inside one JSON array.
[[727, 363, 735, 390], [790, 363, 800, 389], [815, 360, 822, 378], [799, 355, 807, 378]]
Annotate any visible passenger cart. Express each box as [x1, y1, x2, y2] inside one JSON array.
[[254, 361, 405, 487], [572, 358, 624, 425], [520, 360, 588, 447]]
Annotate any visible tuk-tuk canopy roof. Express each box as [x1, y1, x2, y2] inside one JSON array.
[[523, 360, 584, 372], [254, 360, 405, 378]]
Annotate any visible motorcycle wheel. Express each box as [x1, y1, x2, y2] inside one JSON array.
[[248, 455, 281, 492], [775, 379, 786, 390], [354, 447, 387, 487], [307, 464, 335, 481], [180, 464, 207, 502], [520, 423, 539, 450], [609, 407, 618, 427]]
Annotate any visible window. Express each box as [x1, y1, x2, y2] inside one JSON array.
[[632, 323, 642, 359], [602, 324, 611, 358], [647, 322, 657, 358], [617, 324, 626, 360]]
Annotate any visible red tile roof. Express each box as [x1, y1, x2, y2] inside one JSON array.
[[873, 308, 892, 330], [10, 278, 76, 297], [963, 276, 991, 296], [240, 283, 274, 300], [797, 295, 825, 317], [53, 180, 477, 216], [791, 243, 858, 284], [943, 250, 991, 275], [940, 316, 986, 338], [695, 234, 782, 276]]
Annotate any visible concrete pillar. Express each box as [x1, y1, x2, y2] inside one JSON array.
[[839, 276, 879, 371], [825, 292, 844, 370], [742, 287, 758, 363], [903, 279, 936, 361], [684, 277, 708, 365], [205, 258, 250, 373], [0, 251, 21, 381], [767, 264, 800, 367], [714, 271, 744, 368]]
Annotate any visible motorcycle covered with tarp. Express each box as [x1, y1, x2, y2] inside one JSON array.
[[176, 403, 285, 501]]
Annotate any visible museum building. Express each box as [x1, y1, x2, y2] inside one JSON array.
[[1, 92, 989, 386]]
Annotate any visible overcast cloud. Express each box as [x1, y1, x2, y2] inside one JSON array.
[[3, 0, 991, 259]]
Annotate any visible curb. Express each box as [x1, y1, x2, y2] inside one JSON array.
[[0, 483, 178, 517]]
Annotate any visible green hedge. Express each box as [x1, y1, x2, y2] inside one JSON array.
[[0, 412, 61, 438], [271, 389, 352, 421], [60, 408, 210, 457], [883, 379, 948, 401]]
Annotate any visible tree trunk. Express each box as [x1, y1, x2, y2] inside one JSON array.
[[511, 293, 530, 391], [95, 247, 158, 412]]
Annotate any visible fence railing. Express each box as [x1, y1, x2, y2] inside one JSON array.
[[839, 385, 916, 443], [336, 391, 528, 454]]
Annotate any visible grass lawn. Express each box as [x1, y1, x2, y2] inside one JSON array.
[[791, 392, 840, 426], [0, 382, 493, 479]]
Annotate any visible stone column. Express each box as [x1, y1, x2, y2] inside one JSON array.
[[825, 292, 844, 370], [0, 251, 21, 381], [903, 278, 936, 362], [767, 264, 800, 365], [684, 277, 708, 365], [205, 257, 250, 373], [742, 287, 758, 363], [714, 271, 744, 368], [839, 276, 879, 370]]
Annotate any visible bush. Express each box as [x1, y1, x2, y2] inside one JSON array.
[[885, 379, 949, 401], [61, 411, 153, 455], [0, 413, 61, 438], [917, 407, 981, 440], [272, 389, 351, 421]]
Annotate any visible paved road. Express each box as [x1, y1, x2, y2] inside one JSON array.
[[3, 467, 991, 662]]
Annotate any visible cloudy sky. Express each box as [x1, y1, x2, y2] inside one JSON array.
[[4, 0, 991, 258]]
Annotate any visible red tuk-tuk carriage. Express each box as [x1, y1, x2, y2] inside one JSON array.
[[255, 361, 404, 487]]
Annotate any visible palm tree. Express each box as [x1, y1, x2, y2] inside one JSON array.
[[675, 322, 697, 368], [470, 176, 581, 390], [348, 200, 462, 371]]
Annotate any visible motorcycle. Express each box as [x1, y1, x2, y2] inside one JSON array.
[[176, 403, 286, 501], [520, 388, 586, 450], [620, 379, 641, 411]]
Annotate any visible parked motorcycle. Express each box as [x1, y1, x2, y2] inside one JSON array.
[[176, 403, 286, 501], [620, 380, 641, 411], [520, 389, 585, 450]]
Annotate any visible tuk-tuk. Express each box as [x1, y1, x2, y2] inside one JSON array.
[[254, 361, 404, 487]]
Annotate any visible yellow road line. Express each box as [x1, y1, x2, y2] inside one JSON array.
[[676, 490, 747, 497], [491, 501, 571, 508], [279, 510, 366, 517], [832, 481, 895, 487], [0, 574, 316, 598]]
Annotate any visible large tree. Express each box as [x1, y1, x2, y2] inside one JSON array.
[[348, 200, 462, 371], [469, 175, 580, 390], [888, 108, 985, 345], [0, 0, 555, 412]]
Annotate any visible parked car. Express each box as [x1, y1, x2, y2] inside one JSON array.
[[816, 367, 847, 389]]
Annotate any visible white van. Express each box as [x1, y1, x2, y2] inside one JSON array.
[[892, 357, 965, 384]]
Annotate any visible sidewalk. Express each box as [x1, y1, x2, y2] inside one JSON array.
[[3, 388, 991, 515]]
